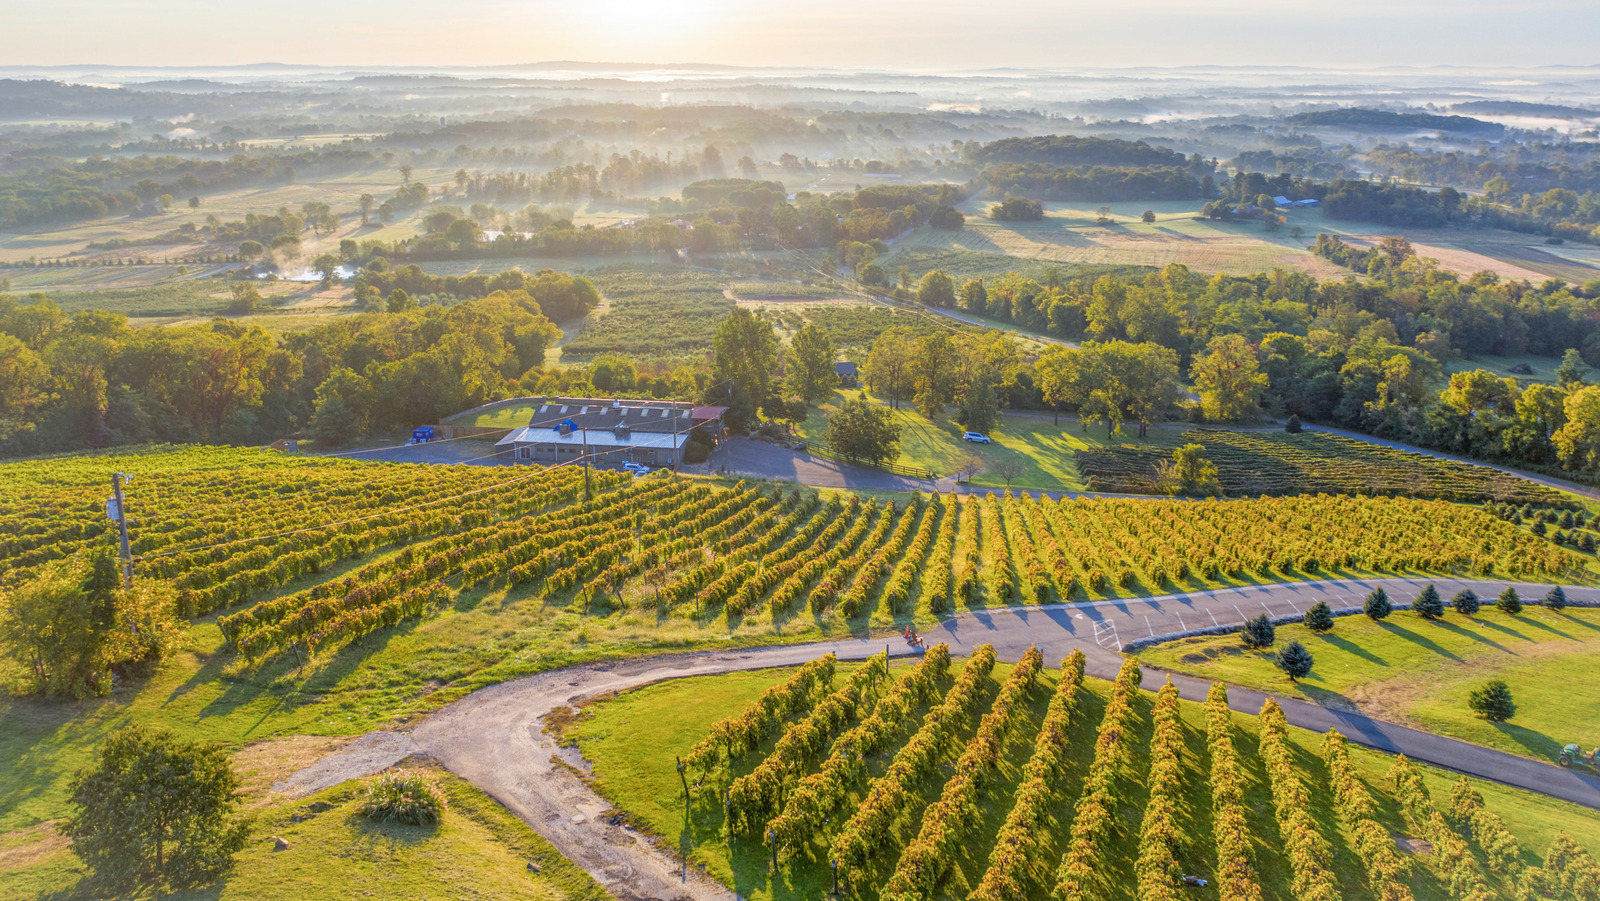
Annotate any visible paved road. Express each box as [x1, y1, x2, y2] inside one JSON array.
[[280, 575, 1600, 899]]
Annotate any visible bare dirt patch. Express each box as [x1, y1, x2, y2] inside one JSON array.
[[235, 734, 357, 801], [0, 821, 70, 870]]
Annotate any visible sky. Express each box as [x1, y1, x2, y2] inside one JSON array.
[[5, 0, 1599, 70]]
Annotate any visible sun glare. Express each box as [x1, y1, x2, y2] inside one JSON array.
[[575, 0, 719, 44]]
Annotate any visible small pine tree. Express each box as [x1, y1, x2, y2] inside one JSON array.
[[1532, 520, 1547, 536], [1544, 585, 1568, 610], [1303, 600, 1335, 633], [1583, 533, 1597, 553], [1467, 679, 1516, 722], [1284, 413, 1302, 433], [1451, 589, 1481, 616], [1364, 587, 1392, 620], [1413, 583, 1444, 619], [1277, 640, 1314, 681], [1241, 613, 1276, 648], [1560, 511, 1575, 528], [1496, 586, 1523, 615]]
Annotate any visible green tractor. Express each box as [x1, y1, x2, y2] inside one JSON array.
[[1558, 744, 1600, 773]]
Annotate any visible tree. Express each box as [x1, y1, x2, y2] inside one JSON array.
[[712, 308, 779, 430], [1155, 443, 1220, 496], [1141, 209, 1156, 224], [1467, 679, 1516, 722], [992, 457, 1025, 488], [915, 270, 955, 308], [237, 240, 263, 260], [1496, 586, 1523, 615], [1304, 600, 1334, 633], [784, 323, 838, 404], [1241, 613, 1275, 648], [1544, 585, 1568, 610], [1451, 589, 1481, 616], [911, 332, 958, 418], [1364, 587, 1392, 620], [0, 557, 105, 698], [312, 253, 340, 288], [1284, 413, 1302, 433], [959, 279, 987, 313], [1035, 345, 1073, 425], [386, 288, 416, 314], [960, 372, 1001, 435], [399, 164, 414, 185], [1414, 583, 1444, 619], [63, 726, 249, 891], [1193, 333, 1268, 422], [826, 396, 901, 464], [227, 284, 262, 316], [1277, 640, 1313, 681], [1552, 385, 1600, 474], [1556, 347, 1588, 389], [863, 327, 916, 410]]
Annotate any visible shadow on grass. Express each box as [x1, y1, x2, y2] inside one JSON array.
[[1429, 618, 1512, 654], [1375, 620, 1464, 663], [1517, 615, 1575, 640], [1314, 632, 1389, 668], [1476, 618, 1534, 643]]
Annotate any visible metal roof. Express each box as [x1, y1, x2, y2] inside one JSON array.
[[496, 427, 689, 449]]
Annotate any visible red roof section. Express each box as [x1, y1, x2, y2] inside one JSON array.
[[690, 405, 730, 420]]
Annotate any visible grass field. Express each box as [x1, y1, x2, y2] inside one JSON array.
[[1141, 604, 1600, 763], [569, 656, 1600, 901], [0, 762, 606, 899], [874, 198, 1599, 286], [795, 389, 1184, 491]]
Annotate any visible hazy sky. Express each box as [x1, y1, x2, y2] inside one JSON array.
[[7, 0, 1600, 69]]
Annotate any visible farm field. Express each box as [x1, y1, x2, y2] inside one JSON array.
[[1141, 603, 1600, 765], [880, 198, 1598, 285], [792, 392, 1190, 491], [0, 761, 606, 899], [1075, 428, 1569, 505], [0, 445, 1586, 847], [570, 651, 1600, 901]]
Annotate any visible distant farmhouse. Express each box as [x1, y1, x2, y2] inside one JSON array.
[[496, 398, 727, 469], [835, 361, 859, 388]]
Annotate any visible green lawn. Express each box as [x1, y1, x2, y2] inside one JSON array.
[[569, 656, 1600, 901], [467, 402, 542, 428], [797, 389, 1183, 491], [1141, 604, 1600, 762], [0, 764, 606, 900]]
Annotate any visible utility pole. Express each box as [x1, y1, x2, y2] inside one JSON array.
[[110, 472, 133, 589], [581, 424, 592, 500]]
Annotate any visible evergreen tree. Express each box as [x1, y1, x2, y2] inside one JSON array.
[[1543, 585, 1568, 610], [1451, 589, 1481, 616], [1277, 640, 1314, 681], [1496, 586, 1523, 615], [1240, 613, 1276, 648], [1284, 413, 1302, 433], [1363, 586, 1392, 620], [1413, 583, 1444, 619], [1303, 599, 1334, 633], [1467, 679, 1516, 722]]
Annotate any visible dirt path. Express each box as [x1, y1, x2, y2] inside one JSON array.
[[277, 577, 1600, 900]]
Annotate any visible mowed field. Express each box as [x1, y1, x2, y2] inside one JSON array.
[[892, 198, 1600, 284]]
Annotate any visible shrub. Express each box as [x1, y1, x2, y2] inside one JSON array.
[[1241, 613, 1276, 648], [1543, 585, 1568, 610], [1363, 587, 1392, 620], [1284, 413, 1302, 433], [1467, 680, 1516, 722], [1303, 600, 1334, 633], [1496, 587, 1523, 616], [1451, 589, 1481, 616], [359, 769, 448, 826], [1413, 583, 1444, 619], [1277, 640, 1314, 681]]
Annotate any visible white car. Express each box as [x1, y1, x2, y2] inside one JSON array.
[[622, 462, 651, 475], [962, 431, 992, 444]]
